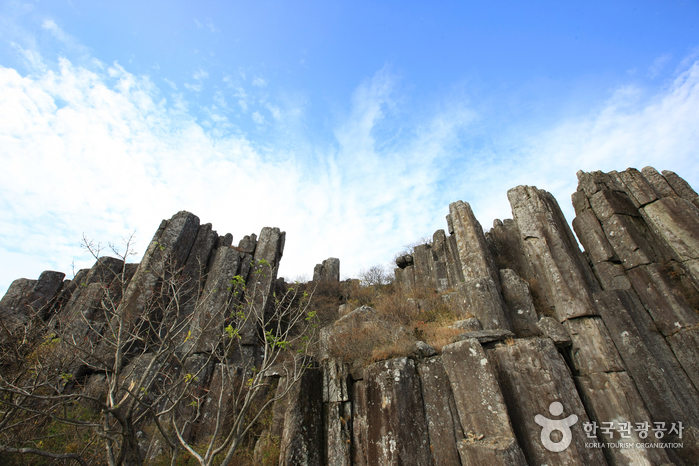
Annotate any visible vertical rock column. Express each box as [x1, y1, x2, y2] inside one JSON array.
[[489, 338, 608, 465], [417, 356, 464, 465], [573, 169, 699, 389], [240, 227, 285, 345], [441, 339, 526, 465], [322, 358, 351, 466], [278, 367, 325, 466], [572, 168, 699, 463], [314, 258, 340, 282], [448, 201, 511, 329], [508, 185, 667, 464], [362, 357, 433, 465], [0, 270, 65, 343]]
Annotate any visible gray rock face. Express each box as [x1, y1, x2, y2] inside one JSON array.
[[450, 317, 482, 332], [448, 201, 500, 286], [441, 339, 526, 465], [313, 257, 340, 282], [5, 168, 699, 466], [363, 358, 433, 466], [187, 246, 246, 353], [490, 338, 605, 465], [279, 368, 324, 466], [498, 268, 540, 337], [241, 226, 285, 343], [454, 278, 511, 330], [394, 254, 413, 269], [507, 185, 599, 321], [417, 356, 463, 466], [537, 316, 571, 347], [0, 270, 65, 342], [454, 329, 515, 344]]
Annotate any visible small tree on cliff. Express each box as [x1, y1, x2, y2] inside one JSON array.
[[0, 235, 318, 466]]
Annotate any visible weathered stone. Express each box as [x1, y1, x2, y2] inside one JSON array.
[[564, 317, 626, 375], [590, 189, 640, 222], [412, 341, 437, 359], [573, 208, 618, 264], [116, 211, 200, 335], [455, 278, 511, 330], [215, 232, 233, 248], [441, 339, 526, 465], [395, 254, 413, 269], [665, 327, 699, 393], [394, 265, 415, 288], [485, 219, 534, 292], [592, 261, 632, 290], [577, 170, 605, 197], [626, 263, 699, 335], [571, 190, 591, 215], [594, 290, 699, 426], [279, 367, 324, 466], [508, 185, 599, 321], [456, 437, 526, 466], [641, 166, 678, 199], [314, 257, 340, 282], [537, 316, 571, 347], [325, 401, 352, 466], [237, 233, 257, 254], [450, 317, 482, 332], [0, 269, 66, 340], [641, 197, 699, 264], [334, 305, 378, 330], [432, 229, 462, 290], [188, 247, 244, 352], [417, 356, 464, 466], [617, 168, 658, 207], [454, 329, 515, 344], [662, 170, 699, 206], [181, 223, 217, 297], [351, 380, 369, 466], [490, 338, 606, 465], [499, 269, 540, 337], [241, 227, 285, 342], [600, 214, 657, 269], [575, 371, 671, 465], [322, 358, 349, 403], [364, 358, 433, 465], [448, 200, 500, 286]]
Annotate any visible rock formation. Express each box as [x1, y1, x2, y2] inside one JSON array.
[[2, 167, 698, 465]]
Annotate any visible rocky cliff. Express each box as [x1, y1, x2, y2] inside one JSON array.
[[2, 167, 698, 465]]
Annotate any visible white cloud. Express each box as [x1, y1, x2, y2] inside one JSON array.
[[461, 59, 699, 229], [252, 77, 266, 87], [648, 53, 672, 78], [251, 110, 265, 124], [194, 18, 219, 33], [193, 68, 208, 81], [266, 103, 281, 121], [1, 44, 699, 301], [184, 82, 202, 92]]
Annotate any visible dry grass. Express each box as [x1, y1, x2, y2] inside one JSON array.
[[328, 278, 465, 364]]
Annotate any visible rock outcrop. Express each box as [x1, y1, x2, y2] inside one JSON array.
[[3, 166, 698, 465]]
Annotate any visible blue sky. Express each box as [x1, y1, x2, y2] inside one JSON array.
[[1, 1, 699, 294]]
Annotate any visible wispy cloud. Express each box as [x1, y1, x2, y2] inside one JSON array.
[[194, 18, 219, 33], [1, 44, 698, 297], [648, 53, 672, 78], [251, 110, 265, 125]]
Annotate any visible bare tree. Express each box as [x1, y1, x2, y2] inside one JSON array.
[[359, 264, 394, 287], [0, 234, 318, 466]]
